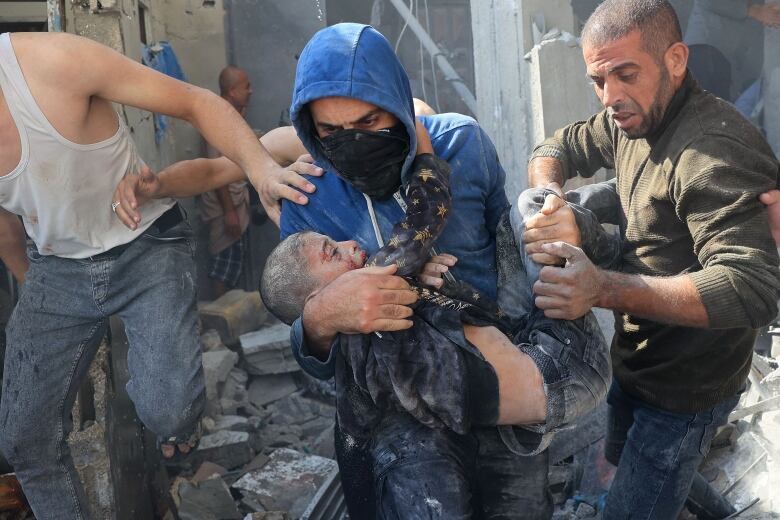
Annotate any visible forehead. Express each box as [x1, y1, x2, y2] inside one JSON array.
[[582, 30, 651, 74], [309, 97, 382, 122]]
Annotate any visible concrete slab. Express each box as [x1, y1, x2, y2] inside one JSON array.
[[240, 324, 300, 375], [200, 290, 268, 345], [194, 431, 253, 470], [232, 448, 337, 518], [248, 374, 298, 407], [177, 476, 242, 520]]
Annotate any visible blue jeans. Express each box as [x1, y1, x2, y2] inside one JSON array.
[[0, 218, 205, 520], [370, 412, 551, 519], [603, 381, 740, 519]]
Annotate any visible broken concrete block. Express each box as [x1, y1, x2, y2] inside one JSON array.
[[200, 290, 268, 345], [240, 324, 300, 376], [222, 367, 249, 402], [192, 461, 228, 484], [194, 431, 252, 470], [203, 349, 239, 416], [200, 329, 225, 352], [243, 512, 292, 520], [232, 448, 337, 518], [177, 476, 242, 520], [207, 415, 252, 433], [248, 374, 298, 407]]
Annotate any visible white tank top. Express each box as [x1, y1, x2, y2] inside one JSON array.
[[0, 33, 174, 259]]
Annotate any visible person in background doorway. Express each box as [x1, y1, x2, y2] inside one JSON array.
[[201, 65, 254, 296]]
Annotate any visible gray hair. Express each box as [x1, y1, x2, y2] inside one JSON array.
[[259, 231, 320, 325], [582, 0, 682, 62]]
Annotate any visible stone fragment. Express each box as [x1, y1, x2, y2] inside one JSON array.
[[208, 415, 252, 433], [575, 502, 597, 518], [248, 374, 298, 407], [202, 349, 239, 416], [243, 512, 292, 520], [240, 324, 300, 375], [232, 448, 337, 518], [193, 431, 252, 470], [192, 461, 227, 484], [200, 290, 268, 345], [177, 476, 242, 520], [200, 329, 225, 352]]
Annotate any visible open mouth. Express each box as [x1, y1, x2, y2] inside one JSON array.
[[351, 249, 367, 268]]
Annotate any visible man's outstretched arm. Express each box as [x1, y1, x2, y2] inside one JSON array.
[[22, 32, 309, 224]]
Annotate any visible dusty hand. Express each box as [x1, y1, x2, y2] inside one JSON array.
[[749, 3, 780, 27], [533, 241, 602, 319], [112, 164, 162, 230], [250, 154, 324, 226], [760, 189, 780, 246], [417, 253, 458, 289], [303, 264, 418, 351], [523, 191, 582, 265], [223, 209, 242, 241]]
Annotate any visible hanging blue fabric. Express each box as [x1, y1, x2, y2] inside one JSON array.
[[141, 42, 186, 143]]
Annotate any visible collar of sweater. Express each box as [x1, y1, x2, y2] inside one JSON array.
[[646, 71, 695, 144]]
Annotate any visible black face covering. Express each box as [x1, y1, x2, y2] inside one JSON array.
[[318, 123, 410, 200]]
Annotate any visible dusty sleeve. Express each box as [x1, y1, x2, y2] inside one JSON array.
[[673, 136, 780, 329], [530, 110, 617, 181]]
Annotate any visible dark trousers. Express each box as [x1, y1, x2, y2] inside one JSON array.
[[603, 381, 739, 519]]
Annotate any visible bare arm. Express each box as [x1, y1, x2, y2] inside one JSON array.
[[0, 208, 28, 283], [20, 32, 310, 223]]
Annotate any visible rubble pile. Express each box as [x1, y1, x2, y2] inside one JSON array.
[[166, 290, 344, 520]]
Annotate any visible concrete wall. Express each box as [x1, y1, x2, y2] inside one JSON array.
[[764, 28, 780, 157], [60, 0, 228, 299], [470, 0, 533, 201], [224, 0, 327, 292]]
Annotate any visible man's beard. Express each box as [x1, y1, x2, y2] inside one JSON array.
[[613, 68, 674, 139]]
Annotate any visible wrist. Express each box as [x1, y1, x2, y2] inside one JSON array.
[[301, 292, 336, 359], [594, 268, 612, 308]]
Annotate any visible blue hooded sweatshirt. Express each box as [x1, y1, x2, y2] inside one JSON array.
[[281, 23, 509, 378]]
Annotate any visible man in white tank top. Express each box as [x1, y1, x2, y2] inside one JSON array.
[[0, 32, 318, 520]]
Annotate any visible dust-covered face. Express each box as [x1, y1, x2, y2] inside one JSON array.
[[583, 29, 677, 138], [302, 233, 367, 288]]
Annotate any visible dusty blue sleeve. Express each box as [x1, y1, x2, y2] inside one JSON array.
[[479, 126, 511, 235], [289, 318, 338, 380]]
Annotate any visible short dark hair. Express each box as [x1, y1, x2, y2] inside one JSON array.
[[259, 231, 320, 325], [218, 65, 246, 96], [581, 0, 682, 62]]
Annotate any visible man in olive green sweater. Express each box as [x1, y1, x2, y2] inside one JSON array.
[[524, 0, 780, 518]]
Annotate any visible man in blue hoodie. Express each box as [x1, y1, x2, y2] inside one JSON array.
[[279, 24, 553, 518]]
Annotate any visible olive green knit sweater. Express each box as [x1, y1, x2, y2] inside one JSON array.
[[531, 75, 780, 413]]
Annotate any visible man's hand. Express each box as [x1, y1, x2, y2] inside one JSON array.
[[749, 2, 780, 27], [302, 264, 418, 358], [760, 189, 780, 246], [250, 155, 323, 226], [418, 253, 458, 289], [523, 192, 582, 265], [533, 242, 603, 319], [112, 164, 162, 230]]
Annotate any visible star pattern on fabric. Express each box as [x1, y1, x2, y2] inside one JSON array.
[[436, 203, 448, 219], [414, 227, 433, 242], [417, 168, 435, 182], [412, 198, 420, 206], [472, 292, 480, 301], [401, 222, 410, 230]]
